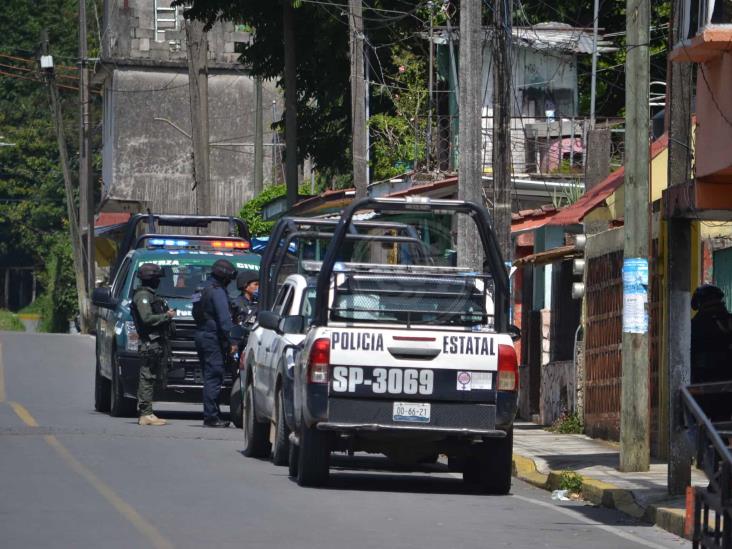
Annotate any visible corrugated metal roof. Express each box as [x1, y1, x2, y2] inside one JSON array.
[[431, 22, 617, 55], [513, 23, 616, 54]]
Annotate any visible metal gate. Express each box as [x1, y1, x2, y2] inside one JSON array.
[[584, 250, 623, 440]]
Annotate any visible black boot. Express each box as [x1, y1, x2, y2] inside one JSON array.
[[203, 416, 230, 428]]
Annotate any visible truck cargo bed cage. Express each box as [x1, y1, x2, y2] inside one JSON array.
[[259, 216, 422, 310], [313, 197, 509, 330], [112, 214, 250, 279], [268, 230, 433, 301]]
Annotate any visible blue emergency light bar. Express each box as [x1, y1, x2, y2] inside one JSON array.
[[149, 239, 190, 247]]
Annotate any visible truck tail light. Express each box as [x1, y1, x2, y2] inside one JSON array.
[[307, 338, 330, 384], [497, 344, 518, 391], [125, 321, 139, 352]]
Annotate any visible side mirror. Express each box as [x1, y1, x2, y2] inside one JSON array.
[[92, 287, 117, 309], [257, 310, 281, 332], [278, 314, 305, 335], [508, 324, 521, 342]]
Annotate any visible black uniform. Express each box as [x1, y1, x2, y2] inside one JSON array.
[[194, 260, 237, 427]]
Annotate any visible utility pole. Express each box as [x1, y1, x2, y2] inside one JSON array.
[[620, 0, 651, 472], [283, 1, 299, 209], [665, 0, 693, 495], [40, 30, 90, 333], [457, 0, 482, 270], [589, 0, 600, 128], [349, 0, 367, 199], [492, 0, 513, 263], [79, 0, 94, 293], [185, 18, 210, 215], [426, 1, 435, 172], [254, 77, 264, 194]]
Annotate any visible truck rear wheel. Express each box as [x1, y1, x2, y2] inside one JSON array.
[[296, 424, 329, 487], [242, 383, 271, 458], [463, 430, 513, 495], [94, 358, 111, 413], [271, 388, 290, 466]]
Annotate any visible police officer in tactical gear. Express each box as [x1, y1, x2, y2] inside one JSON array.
[[232, 271, 259, 324], [131, 263, 176, 426], [195, 258, 238, 427]]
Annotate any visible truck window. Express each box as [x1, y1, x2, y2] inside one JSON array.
[[112, 258, 131, 298], [331, 273, 492, 327]]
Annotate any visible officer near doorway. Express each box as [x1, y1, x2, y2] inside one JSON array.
[[130, 263, 176, 426], [194, 259, 238, 428]]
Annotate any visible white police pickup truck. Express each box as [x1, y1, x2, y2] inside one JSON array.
[[279, 197, 519, 492]]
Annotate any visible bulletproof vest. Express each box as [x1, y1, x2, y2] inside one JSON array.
[[130, 287, 172, 342]]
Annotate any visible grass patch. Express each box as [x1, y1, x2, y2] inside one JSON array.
[[548, 412, 584, 434], [18, 300, 43, 315], [0, 310, 26, 331], [559, 471, 584, 494]]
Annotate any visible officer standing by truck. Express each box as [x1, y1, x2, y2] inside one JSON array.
[[194, 259, 238, 428], [130, 263, 176, 426], [232, 271, 259, 325]]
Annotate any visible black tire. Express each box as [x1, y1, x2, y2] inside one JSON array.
[[230, 377, 243, 429], [94, 357, 111, 413], [242, 383, 271, 458], [296, 423, 330, 487], [271, 387, 290, 466], [288, 438, 299, 478], [463, 431, 513, 495], [110, 352, 136, 418]]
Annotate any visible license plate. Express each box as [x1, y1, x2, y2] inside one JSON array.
[[392, 402, 430, 423]]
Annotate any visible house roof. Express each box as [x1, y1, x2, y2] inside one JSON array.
[[547, 133, 669, 226], [431, 22, 616, 55], [511, 205, 559, 233], [513, 23, 616, 54], [95, 212, 131, 228]]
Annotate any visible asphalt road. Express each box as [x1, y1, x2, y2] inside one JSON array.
[[0, 331, 689, 549]]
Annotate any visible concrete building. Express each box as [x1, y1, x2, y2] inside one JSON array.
[[95, 0, 282, 216]]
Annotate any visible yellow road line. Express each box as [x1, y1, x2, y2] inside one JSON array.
[[44, 435, 174, 549], [0, 342, 5, 402], [9, 401, 39, 427]]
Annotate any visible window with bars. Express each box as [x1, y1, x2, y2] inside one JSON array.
[[154, 0, 179, 42]]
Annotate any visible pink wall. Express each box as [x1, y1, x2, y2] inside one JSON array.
[[696, 51, 732, 181]]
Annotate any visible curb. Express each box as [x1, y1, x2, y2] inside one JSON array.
[[512, 452, 689, 540]]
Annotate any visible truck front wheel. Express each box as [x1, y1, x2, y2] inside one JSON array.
[[296, 424, 330, 487], [242, 383, 271, 458]]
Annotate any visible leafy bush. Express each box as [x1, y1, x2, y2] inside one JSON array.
[[548, 412, 584, 434], [239, 184, 311, 237], [0, 310, 25, 331], [559, 471, 584, 494], [36, 233, 78, 333]]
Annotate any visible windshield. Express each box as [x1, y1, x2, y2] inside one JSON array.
[[129, 257, 258, 300]]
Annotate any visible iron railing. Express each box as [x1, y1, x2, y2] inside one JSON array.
[[682, 381, 732, 548]]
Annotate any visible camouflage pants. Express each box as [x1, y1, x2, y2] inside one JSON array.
[[137, 352, 161, 416]]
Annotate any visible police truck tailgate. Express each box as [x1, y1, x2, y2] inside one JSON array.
[[322, 326, 514, 403]]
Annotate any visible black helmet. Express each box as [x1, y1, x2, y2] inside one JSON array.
[[136, 263, 164, 281], [236, 270, 259, 290], [691, 284, 724, 310], [211, 259, 237, 283]]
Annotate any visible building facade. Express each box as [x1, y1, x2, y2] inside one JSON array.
[[96, 0, 281, 216]]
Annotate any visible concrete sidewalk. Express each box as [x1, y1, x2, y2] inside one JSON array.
[[511, 422, 707, 539]]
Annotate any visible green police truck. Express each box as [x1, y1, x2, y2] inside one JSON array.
[[92, 215, 260, 417]]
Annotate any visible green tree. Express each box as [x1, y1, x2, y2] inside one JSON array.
[[0, 0, 103, 328]]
